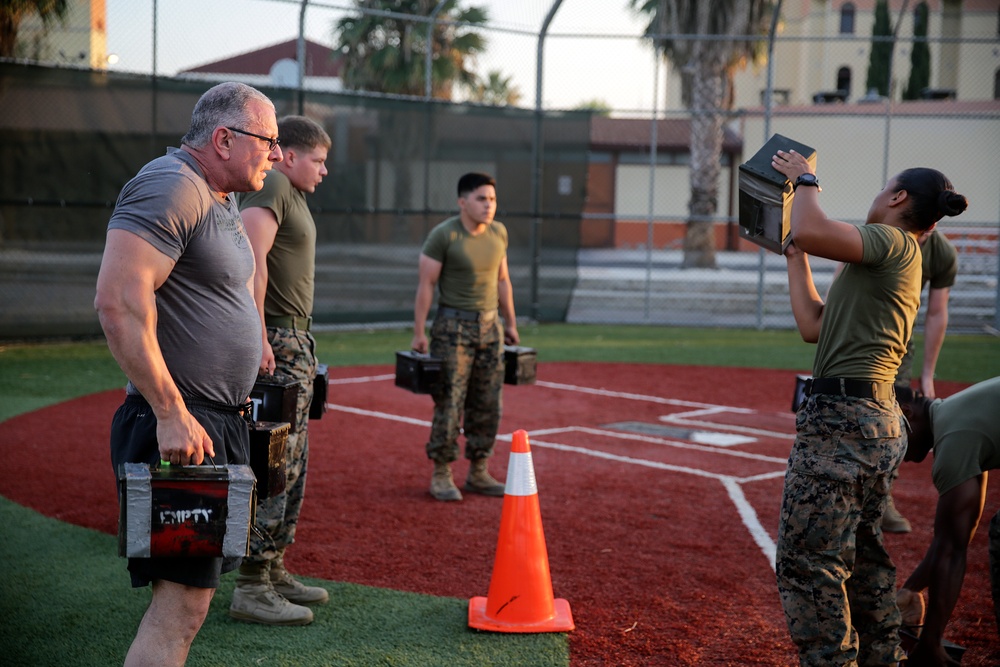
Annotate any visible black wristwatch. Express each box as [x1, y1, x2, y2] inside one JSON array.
[[794, 173, 820, 191]]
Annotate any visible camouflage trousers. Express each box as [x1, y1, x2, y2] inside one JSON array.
[[426, 313, 504, 464], [246, 326, 317, 565], [776, 394, 907, 667]]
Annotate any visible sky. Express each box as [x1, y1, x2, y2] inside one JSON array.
[[104, 0, 668, 112]]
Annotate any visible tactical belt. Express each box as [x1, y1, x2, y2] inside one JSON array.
[[266, 315, 312, 331], [805, 377, 895, 401], [437, 306, 497, 322]]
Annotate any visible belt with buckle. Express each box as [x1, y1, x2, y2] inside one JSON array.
[[805, 377, 895, 401], [437, 306, 497, 322], [266, 315, 312, 331]]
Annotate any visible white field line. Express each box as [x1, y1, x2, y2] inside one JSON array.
[[328, 403, 430, 428], [329, 374, 788, 570], [535, 380, 754, 412], [566, 426, 788, 465], [328, 374, 395, 384], [658, 414, 795, 441], [722, 477, 778, 570]]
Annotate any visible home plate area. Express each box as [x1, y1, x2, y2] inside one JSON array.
[[327, 361, 799, 571]]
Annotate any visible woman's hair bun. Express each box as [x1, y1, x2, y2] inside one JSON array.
[[938, 190, 968, 217]]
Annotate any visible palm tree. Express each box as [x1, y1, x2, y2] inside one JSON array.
[[0, 0, 69, 59], [468, 70, 522, 106], [334, 1, 490, 222], [628, 0, 772, 268], [335, 0, 488, 99]]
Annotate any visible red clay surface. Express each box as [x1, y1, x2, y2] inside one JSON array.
[[2, 362, 997, 666]]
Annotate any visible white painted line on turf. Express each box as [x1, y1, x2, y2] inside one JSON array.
[[658, 414, 795, 441], [330, 409, 782, 569], [722, 477, 777, 571], [328, 403, 430, 427], [570, 426, 788, 464], [535, 380, 751, 412], [526, 438, 733, 482], [528, 437, 780, 569], [689, 431, 757, 446], [328, 374, 395, 384]]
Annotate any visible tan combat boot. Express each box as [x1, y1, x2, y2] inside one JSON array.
[[270, 551, 329, 605], [430, 461, 462, 501], [882, 494, 912, 533], [229, 560, 314, 625], [465, 458, 505, 497]]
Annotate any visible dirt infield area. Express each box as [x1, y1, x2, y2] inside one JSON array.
[[2, 362, 997, 666]]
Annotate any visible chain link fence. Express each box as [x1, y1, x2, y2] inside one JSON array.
[[2, 0, 997, 339]]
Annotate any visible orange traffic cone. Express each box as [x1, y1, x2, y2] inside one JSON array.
[[468, 429, 574, 633]]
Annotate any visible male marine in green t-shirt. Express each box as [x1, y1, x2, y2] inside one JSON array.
[[412, 172, 520, 501], [232, 115, 331, 625], [895, 376, 1000, 666]]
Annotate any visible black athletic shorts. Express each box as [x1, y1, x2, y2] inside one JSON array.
[[110, 394, 251, 589]]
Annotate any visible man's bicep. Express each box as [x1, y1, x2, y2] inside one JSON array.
[[241, 206, 279, 257], [98, 228, 175, 294], [418, 253, 442, 284]]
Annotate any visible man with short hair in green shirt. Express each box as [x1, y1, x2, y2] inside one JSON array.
[[412, 172, 520, 501], [231, 115, 331, 625]]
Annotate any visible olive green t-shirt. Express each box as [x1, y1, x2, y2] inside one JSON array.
[[236, 170, 316, 318], [921, 230, 958, 290], [930, 376, 1000, 495], [422, 216, 508, 312], [813, 223, 921, 383]]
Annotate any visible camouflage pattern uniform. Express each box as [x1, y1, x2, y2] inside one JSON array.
[[245, 326, 317, 562], [776, 394, 906, 666], [426, 312, 504, 464]]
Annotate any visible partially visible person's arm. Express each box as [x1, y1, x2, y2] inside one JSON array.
[[919, 286, 950, 398], [771, 150, 864, 264], [412, 254, 442, 354], [242, 206, 279, 375], [902, 475, 986, 667], [497, 255, 519, 346], [784, 242, 824, 343], [95, 229, 215, 463]]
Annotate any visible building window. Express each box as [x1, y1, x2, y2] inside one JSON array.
[[995, 68, 1000, 100], [840, 3, 856, 35], [837, 67, 852, 96]]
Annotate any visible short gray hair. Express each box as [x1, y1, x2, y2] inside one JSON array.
[[181, 82, 275, 148]]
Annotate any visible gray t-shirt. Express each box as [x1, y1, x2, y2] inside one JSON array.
[[108, 148, 261, 406]]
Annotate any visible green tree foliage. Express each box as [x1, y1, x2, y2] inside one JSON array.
[[0, 0, 68, 58], [865, 0, 893, 97], [333, 1, 491, 218], [573, 99, 613, 116], [628, 0, 773, 268], [902, 2, 930, 100], [334, 0, 488, 99], [468, 70, 522, 106]]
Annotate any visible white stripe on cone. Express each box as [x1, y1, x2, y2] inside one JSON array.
[[504, 451, 537, 497]]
